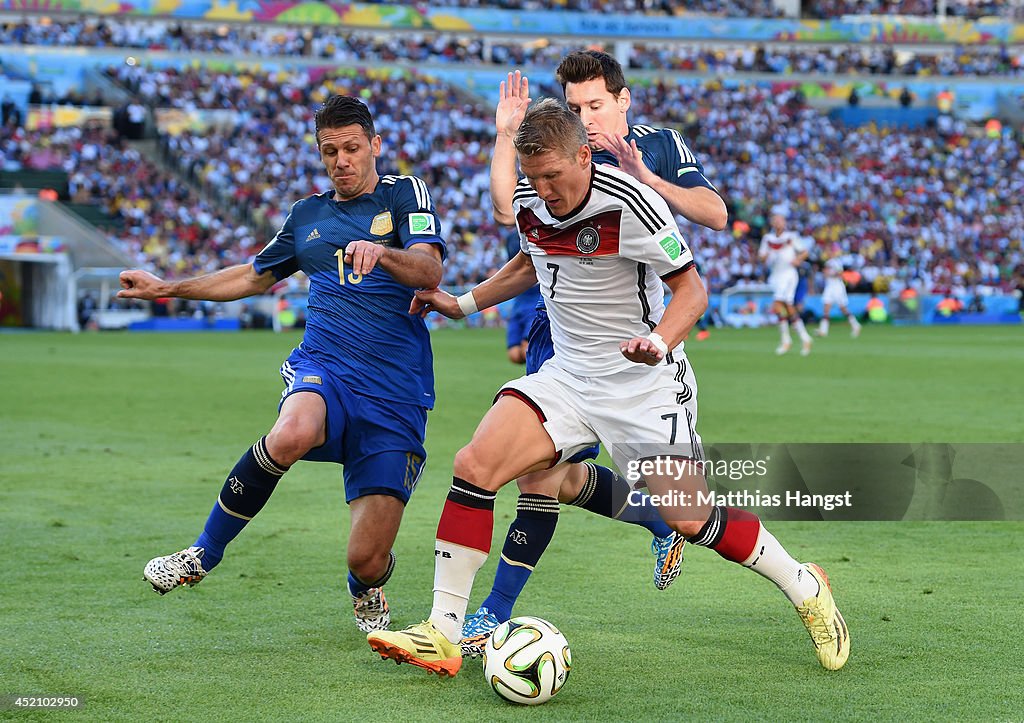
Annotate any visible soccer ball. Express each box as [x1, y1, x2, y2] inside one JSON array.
[[482, 616, 571, 705]]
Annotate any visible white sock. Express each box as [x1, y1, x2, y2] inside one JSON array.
[[742, 525, 820, 606], [778, 320, 791, 344], [793, 318, 812, 343], [819, 318, 830, 334], [848, 315, 860, 329], [430, 540, 488, 643]]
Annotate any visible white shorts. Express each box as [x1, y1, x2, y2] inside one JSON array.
[[770, 270, 798, 304], [822, 280, 848, 308], [499, 355, 703, 475]]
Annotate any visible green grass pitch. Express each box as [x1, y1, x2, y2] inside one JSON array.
[[2, 325, 1022, 721]]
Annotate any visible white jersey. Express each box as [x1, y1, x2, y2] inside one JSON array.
[[822, 257, 849, 306], [823, 258, 846, 293], [759, 230, 803, 279], [512, 165, 694, 376]]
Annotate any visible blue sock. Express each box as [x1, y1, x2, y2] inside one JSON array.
[[347, 552, 396, 597], [570, 463, 673, 539], [194, 437, 289, 571], [479, 494, 559, 622]]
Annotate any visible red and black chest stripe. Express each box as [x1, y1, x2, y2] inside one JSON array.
[[516, 208, 622, 257]]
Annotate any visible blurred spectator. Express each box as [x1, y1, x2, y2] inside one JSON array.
[[1, 93, 20, 127]]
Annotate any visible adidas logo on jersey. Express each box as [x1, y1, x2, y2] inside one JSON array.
[[305, 228, 321, 242]]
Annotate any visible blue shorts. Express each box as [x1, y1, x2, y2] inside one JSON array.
[[506, 303, 534, 349], [524, 308, 599, 464], [794, 274, 809, 305], [279, 349, 427, 505]]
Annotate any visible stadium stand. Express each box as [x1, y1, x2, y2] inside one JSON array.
[[5, 18, 1020, 78], [19, 56, 1022, 297], [4, 4, 1023, 311], [806, 0, 1021, 19], [357, 0, 782, 17]]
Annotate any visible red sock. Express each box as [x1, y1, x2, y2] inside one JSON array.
[[688, 506, 761, 562], [431, 478, 496, 642], [436, 498, 494, 553]]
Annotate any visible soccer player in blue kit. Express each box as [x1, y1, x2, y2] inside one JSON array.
[[117, 95, 445, 633], [458, 51, 729, 656], [502, 228, 542, 365]]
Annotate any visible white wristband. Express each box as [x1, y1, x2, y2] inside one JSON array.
[[647, 332, 669, 356], [456, 291, 479, 317]]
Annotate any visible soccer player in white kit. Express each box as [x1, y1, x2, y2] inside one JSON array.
[[367, 100, 849, 677], [759, 214, 813, 356], [818, 256, 862, 337]]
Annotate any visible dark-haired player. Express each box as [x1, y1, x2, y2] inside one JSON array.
[[118, 95, 445, 633]]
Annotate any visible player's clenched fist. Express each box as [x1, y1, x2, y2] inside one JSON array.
[[344, 240, 385, 276], [118, 269, 169, 300]]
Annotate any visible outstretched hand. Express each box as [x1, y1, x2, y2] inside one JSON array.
[[620, 336, 665, 366], [117, 269, 168, 300], [497, 70, 531, 139], [410, 288, 463, 319], [594, 131, 653, 184]]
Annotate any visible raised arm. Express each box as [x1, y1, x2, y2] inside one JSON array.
[[491, 71, 532, 226], [118, 264, 278, 302], [411, 251, 537, 319]]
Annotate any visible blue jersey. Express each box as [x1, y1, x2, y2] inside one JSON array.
[[254, 175, 446, 409], [591, 124, 717, 193]]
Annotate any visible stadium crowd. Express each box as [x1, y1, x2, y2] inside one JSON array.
[[621, 80, 1022, 296], [629, 43, 1024, 78], [6, 61, 1022, 296], [0, 123, 259, 275], [2, 19, 569, 67], [806, 0, 1020, 19], [361, 0, 782, 16], [7, 17, 1022, 79]]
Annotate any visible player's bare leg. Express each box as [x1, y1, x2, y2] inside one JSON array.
[[841, 305, 862, 337], [348, 494, 405, 632], [778, 301, 813, 356], [817, 303, 833, 336], [368, 396, 555, 676], [644, 463, 848, 670], [144, 393, 325, 594], [774, 301, 792, 354]]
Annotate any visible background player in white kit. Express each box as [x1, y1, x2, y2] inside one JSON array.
[[367, 100, 849, 677], [819, 255, 862, 338], [759, 214, 813, 356]]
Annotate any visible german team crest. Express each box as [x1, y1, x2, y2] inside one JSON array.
[[370, 211, 393, 237], [576, 227, 600, 254]]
